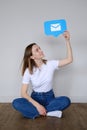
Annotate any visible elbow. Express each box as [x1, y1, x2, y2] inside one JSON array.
[[69, 57, 73, 64], [21, 91, 26, 98], [21, 84, 28, 98], [71, 56, 73, 63]]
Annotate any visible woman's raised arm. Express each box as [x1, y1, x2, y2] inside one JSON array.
[[58, 31, 73, 67]]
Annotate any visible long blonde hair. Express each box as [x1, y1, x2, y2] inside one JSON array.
[[22, 43, 46, 75]]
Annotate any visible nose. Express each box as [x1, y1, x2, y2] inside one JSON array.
[[39, 48, 42, 52]]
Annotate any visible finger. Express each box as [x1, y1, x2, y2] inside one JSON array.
[[43, 110, 46, 114]]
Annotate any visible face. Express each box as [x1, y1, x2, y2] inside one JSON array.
[[31, 44, 44, 60]]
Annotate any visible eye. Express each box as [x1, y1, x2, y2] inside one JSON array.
[[36, 48, 38, 52], [35, 46, 41, 52]]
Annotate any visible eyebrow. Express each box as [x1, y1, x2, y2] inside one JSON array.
[[33, 46, 39, 51], [36, 46, 40, 49]]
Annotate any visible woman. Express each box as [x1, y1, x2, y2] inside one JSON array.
[[12, 31, 73, 119]]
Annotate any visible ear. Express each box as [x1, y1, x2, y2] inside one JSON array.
[[30, 55, 35, 59]]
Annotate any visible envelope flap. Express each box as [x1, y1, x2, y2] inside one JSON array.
[[51, 23, 60, 28]]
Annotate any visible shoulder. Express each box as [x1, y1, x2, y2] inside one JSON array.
[[47, 60, 59, 65], [23, 68, 30, 77], [47, 60, 60, 69]]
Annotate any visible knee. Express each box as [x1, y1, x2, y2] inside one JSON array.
[[12, 98, 22, 110], [64, 96, 71, 107], [12, 99, 18, 109]]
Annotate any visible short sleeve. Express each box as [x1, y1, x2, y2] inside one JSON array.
[[51, 60, 59, 70], [22, 68, 30, 84]]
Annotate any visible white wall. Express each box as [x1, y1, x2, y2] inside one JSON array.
[[0, 0, 87, 102]]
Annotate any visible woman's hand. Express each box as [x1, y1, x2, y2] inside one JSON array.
[[36, 104, 47, 116], [63, 31, 70, 41], [21, 84, 47, 116]]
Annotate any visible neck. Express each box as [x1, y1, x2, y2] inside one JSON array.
[[34, 59, 43, 68]]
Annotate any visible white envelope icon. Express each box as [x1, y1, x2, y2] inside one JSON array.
[[50, 23, 61, 32]]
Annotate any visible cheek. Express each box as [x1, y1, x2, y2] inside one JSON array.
[[33, 53, 39, 59], [32, 52, 37, 57]]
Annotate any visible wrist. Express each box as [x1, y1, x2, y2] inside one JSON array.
[[65, 39, 70, 43]]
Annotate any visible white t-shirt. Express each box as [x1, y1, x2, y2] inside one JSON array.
[[22, 60, 59, 92]]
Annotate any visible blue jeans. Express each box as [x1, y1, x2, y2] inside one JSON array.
[[12, 90, 71, 119]]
